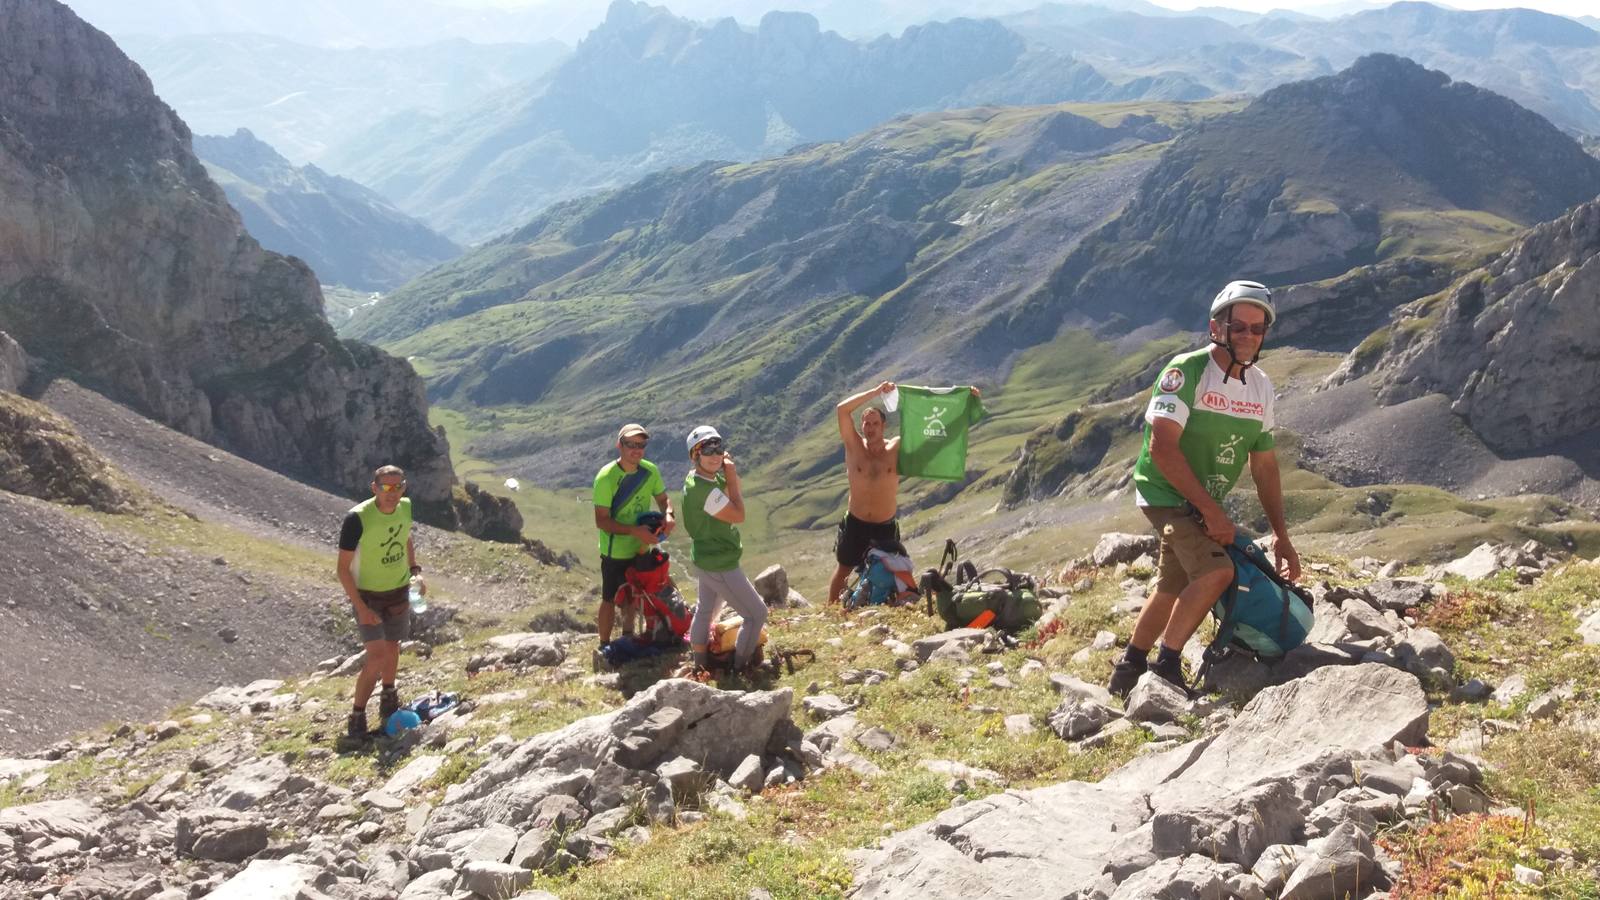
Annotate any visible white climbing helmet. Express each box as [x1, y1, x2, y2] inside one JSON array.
[[685, 424, 722, 456], [1209, 280, 1276, 326]]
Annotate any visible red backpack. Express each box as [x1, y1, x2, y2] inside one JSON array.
[[616, 549, 691, 643]]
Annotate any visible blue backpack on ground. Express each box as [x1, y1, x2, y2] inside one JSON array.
[[403, 691, 460, 722], [845, 544, 918, 609], [1197, 534, 1314, 683]]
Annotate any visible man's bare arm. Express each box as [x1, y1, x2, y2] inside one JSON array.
[[837, 382, 893, 446], [1250, 449, 1300, 581]]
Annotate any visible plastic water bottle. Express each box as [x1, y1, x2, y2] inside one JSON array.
[[408, 576, 428, 614]]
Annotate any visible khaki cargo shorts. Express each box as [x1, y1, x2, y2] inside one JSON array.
[[1142, 505, 1231, 596]]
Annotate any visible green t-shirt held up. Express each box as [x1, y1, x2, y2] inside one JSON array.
[[681, 470, 742, 572], [593, 459, 666, 559], [897, 385, 985, 482]]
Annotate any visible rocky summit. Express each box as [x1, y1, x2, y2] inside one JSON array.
[[1020, 53, 1600, 336], [0, 0, 451, 512]]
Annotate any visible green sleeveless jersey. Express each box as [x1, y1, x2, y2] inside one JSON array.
[[1131, 348, 1276, 508], [351, 497, 413, 591]]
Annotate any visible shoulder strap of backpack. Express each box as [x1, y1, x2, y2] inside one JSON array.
[[605, 467, 653, 556], [939, 539, 958, 578]]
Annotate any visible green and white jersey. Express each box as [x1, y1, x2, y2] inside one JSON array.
[[1132, 347, 1276, 508]]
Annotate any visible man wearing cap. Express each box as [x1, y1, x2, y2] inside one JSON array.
[[593, 424, 675, 645], [681, 425, 768, 673], [1107, 280, 1301, 698]]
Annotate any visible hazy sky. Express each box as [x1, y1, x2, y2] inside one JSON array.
[[458, 0, 1596, 14], [1160, 0, 1594, 13]]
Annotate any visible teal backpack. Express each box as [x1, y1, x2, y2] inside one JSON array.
[[1196, 534, 1315, 683]]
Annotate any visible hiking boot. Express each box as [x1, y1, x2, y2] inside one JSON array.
[[1107, 656, 1147, 700], [346, 709, 368, 740], [378, 687, 400, 721], [1149, 655, 1188, 692]]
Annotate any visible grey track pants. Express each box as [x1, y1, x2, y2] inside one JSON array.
[[689, 565, 769, 668]]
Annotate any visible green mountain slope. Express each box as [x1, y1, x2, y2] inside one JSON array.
[[196, 130, 461, 292], [355, 56, 1600, 500], [349, 99, 1235, 485]]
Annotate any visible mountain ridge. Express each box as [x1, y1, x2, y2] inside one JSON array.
[[326, 0, 1210, 243], [195, 129, 461, 293]]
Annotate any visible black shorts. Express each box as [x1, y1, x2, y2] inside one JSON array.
[[599, 556, 635, 606], [354, 586, 411, 644], [834, 513, 900, 568]]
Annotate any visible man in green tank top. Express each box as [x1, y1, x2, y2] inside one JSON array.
[[1108, 281, 1301, 698], [336, 465, 423, 740]]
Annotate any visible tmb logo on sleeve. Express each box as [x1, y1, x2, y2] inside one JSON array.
[[1158, 368, 1185, 393]]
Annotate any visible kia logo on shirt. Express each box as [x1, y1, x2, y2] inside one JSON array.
[[1202, 391, 1229, 411]]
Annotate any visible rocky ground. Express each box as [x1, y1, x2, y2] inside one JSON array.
[[2, 532, 1596, 899]]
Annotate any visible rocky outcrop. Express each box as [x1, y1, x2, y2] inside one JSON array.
[[450, 480, 524, 543], [851, 664, 1429, 899], [0, 330, 28, 393], [1332, 195, 1600, 457], [411, 678, 801, 881], [0, 0, 452, 515], [0, 391, 140, 511], [1002, 396, 1144, 508], [194, 129, 460, 292]]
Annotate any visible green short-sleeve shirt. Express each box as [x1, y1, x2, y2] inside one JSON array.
[[682, 470, 742, 572], [1131, 347, 1276, 508], [593, 459, 666, 559]]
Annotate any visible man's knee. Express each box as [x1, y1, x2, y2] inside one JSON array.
[[1179, 568, 1232, 602]]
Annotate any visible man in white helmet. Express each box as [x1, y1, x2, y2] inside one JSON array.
[[1107, 280, 1301, 697]]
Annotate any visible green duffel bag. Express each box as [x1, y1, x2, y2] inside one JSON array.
[[936, 568, 1041, 633]]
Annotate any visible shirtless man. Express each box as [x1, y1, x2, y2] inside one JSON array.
[[828, 382, 902, 605]]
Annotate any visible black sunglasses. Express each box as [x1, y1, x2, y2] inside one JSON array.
[[1225, 321, 1269, 336], [697, 440, 725, 455]]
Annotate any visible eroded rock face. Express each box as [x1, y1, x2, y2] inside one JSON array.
[[0, 330, 27, 393], [0, 0, 451, 512], [1337, 195, 1600, 457], [414, 678, 795, 861]]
